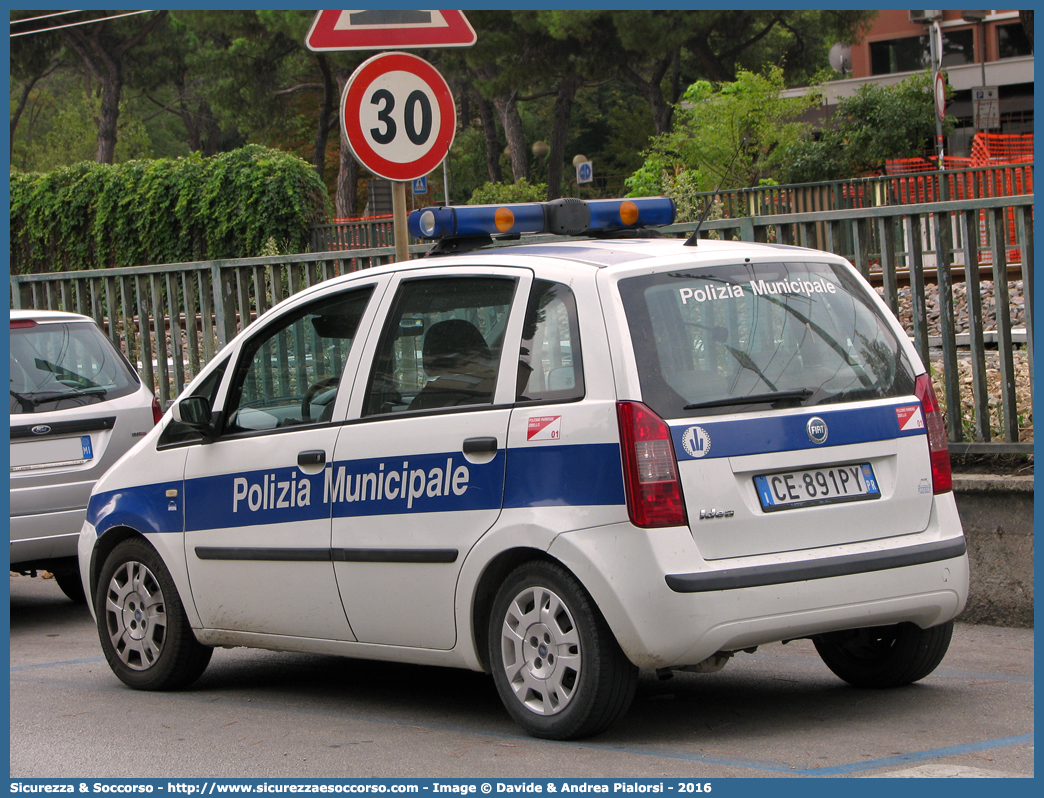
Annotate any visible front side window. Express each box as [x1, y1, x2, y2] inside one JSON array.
[[516, 280, 584, 403], [223, 287, 373, 434], [619, 261, 916, 419], [10, 321, 139, 414], [365, 276, 516, 416]]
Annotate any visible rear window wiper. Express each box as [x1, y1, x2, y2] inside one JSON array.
[[30, 387, 108, 405], [684, 388, 813, 411]]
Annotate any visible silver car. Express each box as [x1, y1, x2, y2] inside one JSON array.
[[10, 309, 159, 601]]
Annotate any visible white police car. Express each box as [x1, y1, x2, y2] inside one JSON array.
[[78, 197, 968, 740]]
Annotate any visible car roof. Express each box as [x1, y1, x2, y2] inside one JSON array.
[[473, 237, 829, 269], [10, 308, 95, 324]]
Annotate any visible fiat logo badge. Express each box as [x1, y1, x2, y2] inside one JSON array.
[[806, 417, 828, 445]]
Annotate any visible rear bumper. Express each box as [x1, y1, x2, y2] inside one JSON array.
[[548, 495, 968, 670], [10, 510, 85, 566], [664, 536, 966, 593]]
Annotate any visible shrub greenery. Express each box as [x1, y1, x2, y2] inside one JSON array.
[[10, 145, 332, 274], [467, 178, 548, 205]]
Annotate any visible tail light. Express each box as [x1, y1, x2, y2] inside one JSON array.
[[616, 401, 688, 528], [152, 396, 163, 426], [914, 373, 952, 494]]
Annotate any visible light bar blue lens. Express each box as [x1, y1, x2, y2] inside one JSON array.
[[408, 196, 675, 240], [408, 204, 548, 239], [408, 207, 455, 239], [452, 204, 547, 237], [587, 198, 676, 230]]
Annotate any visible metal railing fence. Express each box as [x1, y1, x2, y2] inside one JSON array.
[[690, 163, 1033, 219], [312, 165, 1032, 252], [11, 195, 1033, 453], [10, 249, 399, 408]]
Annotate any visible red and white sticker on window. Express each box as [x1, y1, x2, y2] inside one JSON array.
[[527, 415, 562, 441], [896, 405, 925, 432]]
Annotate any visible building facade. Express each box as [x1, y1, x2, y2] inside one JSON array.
[[811, 10, 1033, 157]]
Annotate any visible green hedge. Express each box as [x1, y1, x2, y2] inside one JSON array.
[[10, 145, 332, 274]]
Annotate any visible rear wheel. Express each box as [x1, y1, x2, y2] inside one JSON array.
[[95, 538, 212, 690], [813, 621, 954, 688], [488, 561, 638, 740]]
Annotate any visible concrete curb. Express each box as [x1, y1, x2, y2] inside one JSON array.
[[951, 473, 1034, 628]]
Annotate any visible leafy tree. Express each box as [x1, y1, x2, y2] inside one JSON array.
[[626, 66, 820, 200], [9, 11, 67, 159], [546, 10, 873, 136], [57, 10, 169, 163], [780, 71, 957, 183]]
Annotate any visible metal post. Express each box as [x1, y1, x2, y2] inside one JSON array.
[[931, 22, 948, 201], [392, 180, 410, 263]]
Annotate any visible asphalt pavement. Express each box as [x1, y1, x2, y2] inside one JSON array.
[[8, 572, 1035, 779]]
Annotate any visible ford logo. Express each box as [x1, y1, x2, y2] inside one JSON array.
[[31, 425, 52, 435], [806, 417, 828, 445]]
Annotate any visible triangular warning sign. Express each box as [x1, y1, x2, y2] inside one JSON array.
[[305, 10, 477, 52]]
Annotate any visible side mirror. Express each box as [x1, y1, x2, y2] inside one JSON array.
[[172, 396, 216, 441]]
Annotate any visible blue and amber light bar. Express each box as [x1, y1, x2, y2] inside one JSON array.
[[408, 197, 676, 241]]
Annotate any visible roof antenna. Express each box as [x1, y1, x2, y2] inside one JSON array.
[[684, 143, 745, 247]]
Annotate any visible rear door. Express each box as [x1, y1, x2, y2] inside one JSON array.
[[617, 258, 934, 560], [330, 268, 530, 649]]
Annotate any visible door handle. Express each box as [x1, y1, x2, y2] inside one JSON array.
[[462, 437, 498, 455], [298, 450, 326, 466]]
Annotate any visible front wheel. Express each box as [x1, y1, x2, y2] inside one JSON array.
[[488, 561, 638, 740], [813, 620, 954, 688], [95, 538, 212, 690]]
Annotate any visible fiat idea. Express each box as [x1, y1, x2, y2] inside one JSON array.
[[78, 197, 968, 739]]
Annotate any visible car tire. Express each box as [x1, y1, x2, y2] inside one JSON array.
[[53, 570, 87, 604], [488, 561, 638, 740], [95, 538, 212, 690], [813, 620, 954, 689]]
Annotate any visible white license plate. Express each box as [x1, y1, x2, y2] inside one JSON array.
[[10, 435, 94, 472], [754, 463, 880, 512]]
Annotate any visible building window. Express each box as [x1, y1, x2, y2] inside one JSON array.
[[997, 23, 1033, 58], [870, 29, 975, 75]]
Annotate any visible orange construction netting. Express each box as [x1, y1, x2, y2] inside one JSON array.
[[882, 133, 1032, 264]]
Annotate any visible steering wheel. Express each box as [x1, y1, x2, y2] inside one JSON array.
[[301, 377, 339, 423]]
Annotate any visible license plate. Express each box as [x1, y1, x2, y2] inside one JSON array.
[[9, 435, 93, 472], [754, 463, 880, 512]]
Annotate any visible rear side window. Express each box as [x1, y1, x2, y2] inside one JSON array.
[[516, 280, 584, 404], [619, 261, 916, 419], [10, 321, 140, 414]]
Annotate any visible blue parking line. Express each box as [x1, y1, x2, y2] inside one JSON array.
[[10, 656, 105, 671], [584, 733, 1034, 775], [803, 733, 1035, 776]]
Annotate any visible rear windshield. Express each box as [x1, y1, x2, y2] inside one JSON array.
[[10, 321, 140, 414], [618, 261, 916, 418]]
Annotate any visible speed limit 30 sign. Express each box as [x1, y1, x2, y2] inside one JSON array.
[[341, 52, 456, 182]]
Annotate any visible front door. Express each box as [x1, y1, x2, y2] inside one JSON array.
[[183, 283, 380, 639]]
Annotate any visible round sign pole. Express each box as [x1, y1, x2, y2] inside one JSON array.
[[391, 181, 409, 262], [340, 52, 457, 262]]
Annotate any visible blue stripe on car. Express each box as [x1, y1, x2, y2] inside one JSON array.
[[671, 402, 925, 461]]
